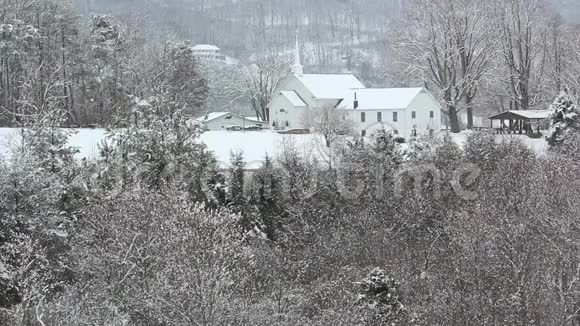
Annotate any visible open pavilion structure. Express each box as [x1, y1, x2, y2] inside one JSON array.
[[489, 110, 551, 134]]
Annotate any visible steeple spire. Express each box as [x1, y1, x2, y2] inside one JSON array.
[[292, 30, 303, 76]]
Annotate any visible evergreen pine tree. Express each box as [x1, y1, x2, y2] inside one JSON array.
[[22, 110, 79, 175], [249, 155, 285, 240], [229, 151, 246, 206], [547, 90, 580, 148], [86, 15, 128, 125], [0, 110, 83, 322], [100, 96, 216, 196], [251, 155, 279, 204], [206, 171, 228, 207]]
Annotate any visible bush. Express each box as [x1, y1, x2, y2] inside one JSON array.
[[356, 268, 406, 325], [0, 308, 18, 326], [394, 136, 406, 144]]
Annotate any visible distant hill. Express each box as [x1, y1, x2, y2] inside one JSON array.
[[73, 0, 578, 87], [74, 0, 579, 54], [72, 1, 404, 73]]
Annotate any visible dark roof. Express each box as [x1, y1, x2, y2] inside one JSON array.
[[489, 110, 551, 121]]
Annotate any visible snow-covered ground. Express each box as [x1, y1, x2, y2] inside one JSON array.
[[448, 130, 548, 156], [200, 131, 327, 169], [0, 128, 549, 168], [0, 128, 107, 161], [0, 128, 328, 169]]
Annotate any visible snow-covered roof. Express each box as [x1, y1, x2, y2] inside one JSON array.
[[280, 91, 308, 107], [196, 112, 230, 122], [296, 74, 365, 99], [341, 88, 425, 110], [514, 110, 552, 119], [489, 110, 551, 120], [192, 44, 220, 51], [195, 112, 263, 123], [246, 117, 264, 123]]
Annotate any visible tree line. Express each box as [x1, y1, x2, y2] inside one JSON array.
[[387, 0, 580, 132]]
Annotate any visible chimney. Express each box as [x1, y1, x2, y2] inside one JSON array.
[[354, 92, 359, 109]]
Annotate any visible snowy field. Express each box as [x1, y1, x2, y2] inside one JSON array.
[[0, 128, 328, 169], [448, 130, 549, 156], [0, 128, 549, 168], [201, 131, 330, 169], [0, 128, 108, 161]]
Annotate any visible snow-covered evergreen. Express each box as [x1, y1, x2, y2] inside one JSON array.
[[357, 267, 406, 325], [229, 150, 246, 205], [100, 96, 215, 196], [547, 90, 580, 148]]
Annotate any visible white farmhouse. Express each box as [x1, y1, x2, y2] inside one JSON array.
[[195, 112, 265, 131], [342, 88, 442, 140], [192, 44, 226, 62], [268, 38, 442, 140]]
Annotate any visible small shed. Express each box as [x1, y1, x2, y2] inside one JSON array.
[[489, 110, 551, 134], [195, 112, 265, 131]]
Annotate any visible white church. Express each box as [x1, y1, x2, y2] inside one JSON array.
[[268, 39, 442, 141]]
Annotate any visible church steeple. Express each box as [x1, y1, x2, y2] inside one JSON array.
[[292, 30, 303, 76]]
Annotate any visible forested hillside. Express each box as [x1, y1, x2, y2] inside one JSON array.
[[75, 0, 406, 54], [72, 0, 408, 87], [75, 0, 580, 53]]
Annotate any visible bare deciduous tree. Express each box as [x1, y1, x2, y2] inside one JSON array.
[[237, 54, 291, 121], [496, 0, 547, 111], [396, 0, 493, 132]]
